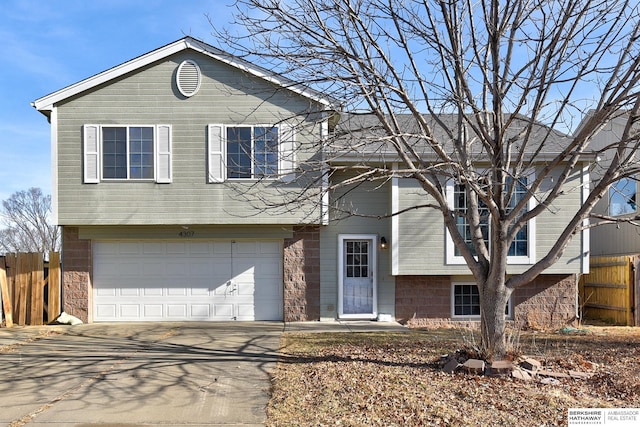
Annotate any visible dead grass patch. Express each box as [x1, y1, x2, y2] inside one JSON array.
[[266, 326, 640, 426]]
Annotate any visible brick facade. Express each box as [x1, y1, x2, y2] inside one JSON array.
[[61, 226, 92, 322], [395, 274, 577, 329], [283, 226, 321, 321]]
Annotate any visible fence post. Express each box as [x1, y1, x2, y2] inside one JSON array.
[[31, 253, 44, 325], [48, 251, 61, 322], [1, 257, 13, 327]]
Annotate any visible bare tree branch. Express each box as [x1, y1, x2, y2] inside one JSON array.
[[0, 188, 60, 254]]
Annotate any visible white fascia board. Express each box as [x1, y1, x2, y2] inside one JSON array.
[[33, 39, 189, 112], [33, 37, 333, 113], [193, 41, 333, 107], [50, 107, 58, 225]]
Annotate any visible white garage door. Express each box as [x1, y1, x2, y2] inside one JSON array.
[[93, 240, 283, 321]]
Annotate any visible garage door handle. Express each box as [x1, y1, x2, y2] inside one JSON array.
[[226, 281, 236, 295]]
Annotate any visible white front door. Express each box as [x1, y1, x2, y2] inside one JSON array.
[[338, 235, 377, 319]]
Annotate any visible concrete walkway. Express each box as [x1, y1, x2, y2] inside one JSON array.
[[0, 320, 404, 426]]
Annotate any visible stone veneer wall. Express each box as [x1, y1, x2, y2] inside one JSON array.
[[395, 274, 577, 329], [395, 275, 452, 326], [61, 226, 91, 322], [512, 274, 577, 329], [283, 226, 321, 321]]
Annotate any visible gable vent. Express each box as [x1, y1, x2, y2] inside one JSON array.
[[176, 60, 201, 97]]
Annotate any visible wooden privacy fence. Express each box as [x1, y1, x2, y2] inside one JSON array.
[[579, 255, 638, 326], [0, 252, 61, 327]]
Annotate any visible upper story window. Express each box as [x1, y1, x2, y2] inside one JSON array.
[[446, 175, 536, 265], [609, 177, 637, 216], [207, 124, 296, 183], [226, 126, 278, 179], [102, 126, 154, 179], [453, 182, 489, 257], [83, 124, 172, 184]]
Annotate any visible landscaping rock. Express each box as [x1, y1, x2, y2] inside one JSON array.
[[443, 358, 460, 373], [520, 358, 541, 372], [511, 368, 533, 381], [538, 370, 570, 379], [540, 377, 560, 385], [489, 360, 513, 376], [462, 359, 485, 374], [569, 370, 593, 380]]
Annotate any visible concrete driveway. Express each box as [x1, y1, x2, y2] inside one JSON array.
[[0, 322, 282, 427]]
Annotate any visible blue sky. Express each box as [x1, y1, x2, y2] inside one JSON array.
[[0, 0, 233, 203]]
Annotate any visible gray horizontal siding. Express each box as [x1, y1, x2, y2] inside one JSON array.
[[395, 178, 445, 274], [320, 172, 394, 319], [588, 117, 640, 256], [55, 50, 324, 226], [395, 167, 584, 275]]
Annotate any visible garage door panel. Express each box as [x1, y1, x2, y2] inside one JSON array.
[[260, 241, 281, 254], [236, 282, 254, 296], [189, 242, 210, 254], [191, 304, 210, 317], [142, 242, 163, 254], [120, 287, 140, 297], [212, 241, 232, 254], [236, 304, 254, 320], [212, 283, 231, 295], [191, 287, 210, 296], [120, 304, 140, 318], [143, 287, 163, 296], [93, 240, 283, 321], [96, 288, 116, 297], [167, 305, 188, 318], [234, 241, 257, 254], [119, 242, 141, 254], [96, 304, 117, 318], [167, 287, 187, 296], [166, 242, 187, 254], [144, 305, 163, 317], [214, 304, 234, 318], [189, 259, 214, 276]]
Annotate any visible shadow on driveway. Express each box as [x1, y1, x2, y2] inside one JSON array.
[[0, 322, 282, 427]]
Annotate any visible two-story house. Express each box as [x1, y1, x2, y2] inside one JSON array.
[[33, 37, 586, 327]]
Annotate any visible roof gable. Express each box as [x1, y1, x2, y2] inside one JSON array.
[[32, 37, 333, 115]]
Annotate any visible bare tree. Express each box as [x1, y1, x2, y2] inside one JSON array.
[[214, 0, 640, 357], [0, 188, 60, 255]]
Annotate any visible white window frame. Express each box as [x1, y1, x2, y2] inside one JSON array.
[[445, 173, 536, 265], [207, 123, 295, 183], [451, 282, 512, 319], [83, 124, 172, 184]]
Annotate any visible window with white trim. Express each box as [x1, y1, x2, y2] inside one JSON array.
[[609, 177, 637, 216], [446, 175, 536, 264], [207, 124, 295, 183], [451, 283, 512, 318], [82, 124, 171, 183]]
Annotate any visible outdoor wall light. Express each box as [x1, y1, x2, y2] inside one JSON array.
[[380, 236, 388, 249]]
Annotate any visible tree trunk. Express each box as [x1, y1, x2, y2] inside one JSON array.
[[479, 278, 512, 360]]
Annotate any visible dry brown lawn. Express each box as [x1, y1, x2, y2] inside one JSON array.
[[266, 326, 640, 426]]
